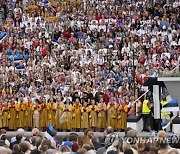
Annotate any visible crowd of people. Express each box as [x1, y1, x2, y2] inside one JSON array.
[[0, 127, 180, 154], [0, 0, 180, 130]]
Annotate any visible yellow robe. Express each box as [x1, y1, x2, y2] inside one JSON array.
[[15, 103, 20, 128], [8, 104, 16, 129], [33, 104, 40, 128], [117, 105, 128, 130], [89, 105, 97, 127], [28, 102, 33, 128], [0, 106, 3, 128], [2, 106, 8, 127], [17, 103, 25, 128], [55, 102, 64, 129], [97, 103, 107, 129], [62, 104, 73, 130], [81, 106, 89, 129], [24, 102, 33, 128], [39, 103, 48, 128], [72, 104, 82, 129], [107, 103, 117, 130], [47, 103, 56, 127]]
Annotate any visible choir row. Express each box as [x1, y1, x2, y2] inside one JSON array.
[[0, 98, 128, 130]]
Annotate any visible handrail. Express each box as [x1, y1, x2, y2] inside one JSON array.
[[162, 115, 176, 131], [132, 89, 150, 116], [132, 89, 150, 105], [158, 63, 180, 77], [170, 63, 180, 74]]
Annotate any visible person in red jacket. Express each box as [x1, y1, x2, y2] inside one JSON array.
[[41, 44, 48, 57]]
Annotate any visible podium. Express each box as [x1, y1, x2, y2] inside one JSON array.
[[127, 113, 143, 132], [172, 116, 180, 134], [158, 77, 180, 134]]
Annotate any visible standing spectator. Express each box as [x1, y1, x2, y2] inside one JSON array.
[[142, 96, 153, 132]]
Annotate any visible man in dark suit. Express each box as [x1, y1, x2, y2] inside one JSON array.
[[10, 134, 23, 150]]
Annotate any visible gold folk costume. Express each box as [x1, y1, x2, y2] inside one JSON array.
[[62, 104, 73, 130], [24, 102, 33, 128], [89, 105, 97, 128], [97, 103, 107, 129], [47, 102, 56, 127], [39, 103, 48, 128], [81, 106, 89, 129], [117, 104, 128, 130], [20, 103, 25, 128], [8, 103, 16, 129], [15, 103, 25, 128], [72, 103, 82, 129], [33, 104, 40, 128], [0, 98, 130, 130], [55, 102, 64, 130], [15, 103, 20, 128], [2, 104, 9, 128], [0, 104, 3, 128], [107, 103, 117, 130]]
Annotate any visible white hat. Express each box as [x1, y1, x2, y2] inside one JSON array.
[[162, 25, 166, 29], [109, 44, 113, 48]]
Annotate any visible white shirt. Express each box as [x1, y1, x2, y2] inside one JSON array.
[[89, 24, 98, 31], [171, 41, 177, 46], [96, 56, 105, 65], [152, 54, 157, 62], [98, 25, 106, 32], [25, 41, 32, 49], [161, 53, 170, 60]]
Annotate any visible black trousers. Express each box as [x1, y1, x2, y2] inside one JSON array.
[[143, 114, 151, 131]]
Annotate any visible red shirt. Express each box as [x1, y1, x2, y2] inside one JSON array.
[[148, 48, 153, 54], [60, 77, 66, 83], [137, 75, 147, 85], [63, 31, 71, 40], [32, 41, 40, 47], [103, 93, 109, 105], [96, 14, 102, 22], [2, 42, 10, 49], [21, 45, 25, 50], [138, 57, 146, 65], [42, 48, 47, 57], [156, 45, 163, 55]]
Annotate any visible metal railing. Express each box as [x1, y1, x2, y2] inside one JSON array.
[[170, 63, 180, 74], [159, 63, 180, 77], [130, 89, 150, 115]]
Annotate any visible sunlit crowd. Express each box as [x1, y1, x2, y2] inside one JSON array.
[[0, 0, 180, 132]]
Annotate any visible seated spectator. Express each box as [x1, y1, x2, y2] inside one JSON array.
[[168, 149, 180, 154], [158, 130, 173, 153], [40, 139, 52, 153], [91, 136, 102, 150], [12, 144, 21, 154], [19, 141, 31, 154], [124, 148, 138, 154], [77, 148, 87, 154], [0, 146, 12, 154], [59, 145, 72, 153], [10, 128, 25, 143], [10, 134, 23, 150]]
